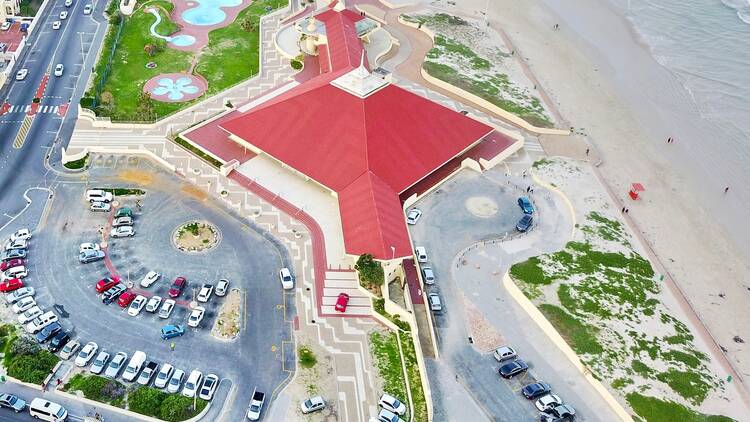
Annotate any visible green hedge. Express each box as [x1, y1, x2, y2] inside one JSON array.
[[64, 374, 126, 407], [64, 154, 89, 170], [128, 386, 207, 421]]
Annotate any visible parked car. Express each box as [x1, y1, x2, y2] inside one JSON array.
[[182, 370, 203, 398], [167, 369, 185, 393], [64, 0, 72, 6], [187, 307, 205, 328], [196, 284, 213, 302], [279, 268, 294, 290], [154, 363, 175, 389], [0, 258, 24, 271], [300, 395, 325, 414], [10, 296, 35, 313], [2, 266, 27, 281], [378, 409, 404, 422], [47, 331, 70, 353], [117, 291, 136, 308], [59, 340, 81, 360], [498, 359, 529, 379], [215, 278, 229, 296], [535, 394, 563, 412], [158, 299, 175, 319], [95, 277, 119, 293], [35, 322, 62, 343], [199, 374, 219, 400], [427, 292, 442, 312], [10, 228, 31, 242], [0, 278, 24, 292], [161, 324, 185, 340], [128, 295, 147, 316], [146, 295, 162, 313], [140, 270, 160, 288], [122, 351, 146, 382], [493, 346, 517, 362], [539, 404, 576, 422], [137, 361, 158, 385], [246, 390, 265, 420], [14, 69, 27, 81], [518, 196, 535, 214], [421, 267, 435, 285], [86, 189, 112, 203], [516, 214, 533, 232], [110, 226, 135, 238], [114, 207, 132, 218], [379, 393, 407, 415], [79, 249, 105, 263], [414, 246, 427, 263], [4, 238, 27, 251], [112, 216, 133, 227], [103, 283, 126, 304], [523, 382, 552, 400], [52, 20, 61, 29], [406, 208, 422, 225], [25, 311, 57, 334], [90, 351, 111, 375], [168, 277, 187, 298], [104, 352, 128, 378], [90, 201, 111, 212], [75, 341, 99, 366], [1, 249, 26, 260], [6, 287, 34, 304], [334, 293, 350, 312], [17, 306, 41, 324], [0, 393, 26, 412], [79, 242, 100, 253], [83, 4, 92, 14]]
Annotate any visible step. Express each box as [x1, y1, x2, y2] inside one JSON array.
[[325, 278, 360, 289], [325, 271, 358, 281], [321, 304, 372, 316], [323, 287, 367, 298], [322, 296, 372, 306]]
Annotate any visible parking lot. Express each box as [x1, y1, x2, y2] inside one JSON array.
[[408, 168, 619, 421], [12, 157, 296, 420]]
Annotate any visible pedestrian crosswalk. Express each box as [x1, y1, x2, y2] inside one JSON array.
[[4, 104, 59, 114]]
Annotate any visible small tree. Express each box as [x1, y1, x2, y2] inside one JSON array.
[[143, 43, 156, 56], [355, 254, 384, 287], [136, 91, 156, 122], [240, 17, 257, 32]]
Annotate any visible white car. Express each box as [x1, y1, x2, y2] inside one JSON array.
[[54, 64, 64, 77], [17, 306, 41, 324], [406, 208, 422, 225], [113, 216, 133, 227], [52, 21, 61, 30], [279, 267, 294, 290], [158, 299, 175, 319], [379, 393, 407, 415], [15, 69, 27, 81], [300, 395, 326, 414], [64, 0, 72, 5], [59, 11, 68, 19], [75, 342, 98, 366], [90, 201, 111, 212], [535, 394, 563, 412], [4, 238, 27, 251], [215, 279, 229, 296], [79, 242, 100, 253], [10, 228, 31, 242], [104, 352, 127, 378], [145, 295, 162, 313], [128, 295, 147, 316], [86, 189, 113, 203], [90, 351, 111, 374], [25, 311, 57, 334], [181, 370, 203, 397], [378, 409, 404, 422], [10, 296, 35, 313], [493, 346, 517, 362], [1, 22, 11, 31], [110, 226, 135, 238], [154, 363, 174, 389], [198, 374, 219, 400], [140, 270, 160, 288], [187, 307, 205, 328], [6, 287, 34, 304], [83, 4, 92, 14], [59, 340, 81, 360], [196, 284, 213, 302], [167, 369, 185, 393]]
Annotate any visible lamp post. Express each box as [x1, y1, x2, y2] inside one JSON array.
[[390, 246, 395, 260]]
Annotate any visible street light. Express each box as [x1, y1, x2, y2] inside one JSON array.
[[390, 245, 395, 260]]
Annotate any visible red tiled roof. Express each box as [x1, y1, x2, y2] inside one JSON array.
[[315, 8, 366, 72]]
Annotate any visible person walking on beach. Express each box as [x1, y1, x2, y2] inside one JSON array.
[[725, 186, 730, 194]]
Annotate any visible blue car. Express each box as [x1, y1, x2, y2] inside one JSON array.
[[518, 197, 534, 214], [516, 215, 533, 232], [161, 324, 185, 340]]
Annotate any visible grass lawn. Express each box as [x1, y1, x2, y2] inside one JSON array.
[[369, 331, 410, 420], [626, 393, 734, 422], [63, 374, 126, 407], [63, 154, 88, 170], [19, 0, 43, 16]]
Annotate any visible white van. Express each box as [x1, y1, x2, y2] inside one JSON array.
[[3, 265, 28, 280], [29, 398, 67, 421], [85, 189, 113, 203], [25, 311, 58, 333], [415, 246, 427, 263], [122, 350, 146, 381]]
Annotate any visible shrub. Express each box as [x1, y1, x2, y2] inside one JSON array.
[[64, 154, 89, 170], [355, 254, 384, 287], [159, 394, 207, 421], [128, 386, 168, 417], [290, 60, 303, 70], [10, 336, 40, 357], [298, 346, 317, 369], [7, 351, 59, 384]]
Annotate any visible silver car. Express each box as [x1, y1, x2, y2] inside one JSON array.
[[421, 267, 435, 285], [215, 279, 229, 296], [110, 226, 135, 238], [90, 351, 111, 374], [428, 293, 442, 312], [167, 369, 185, 393], [104, 352, 128, 378], [113, 216, 133, 227]]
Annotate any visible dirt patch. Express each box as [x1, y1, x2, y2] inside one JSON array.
[[461, 293, 505, 353], [211, 289, 241, 339], [282, 338, 340, 421], [172, 221, 220, 253], [114, 169, 154, 186], [465, 196, 499, 217], [181, 184, 208, 201]]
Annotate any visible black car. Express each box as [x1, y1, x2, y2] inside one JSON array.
[[48, 331, 70, 352], [102, 283, 127, 305], [522, 381, 551, 399], [516, 214, 533, 232], [35, 322, 63, 343], [498, 359, 529, 379]]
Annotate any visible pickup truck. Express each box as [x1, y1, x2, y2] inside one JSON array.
[[246, 390, 265, 420]]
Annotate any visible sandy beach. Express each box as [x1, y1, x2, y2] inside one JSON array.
[[414, 0, 750, 410]]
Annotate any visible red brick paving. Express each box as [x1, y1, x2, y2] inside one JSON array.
[[0, 22, 26, 53], [402, 258, 424, 305]]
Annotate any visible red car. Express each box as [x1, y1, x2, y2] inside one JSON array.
[[0, 258, 24, 272], [334, 293, 350, 312], [95, 277, 120, 293], [117, 291, 136, 307], [0, 278, 24, 292], [168, 277, 187, 298]]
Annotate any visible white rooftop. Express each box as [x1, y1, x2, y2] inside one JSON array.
[[330, 54, 389, 98]]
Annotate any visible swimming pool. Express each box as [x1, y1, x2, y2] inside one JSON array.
[[181, 0, 242, 26]]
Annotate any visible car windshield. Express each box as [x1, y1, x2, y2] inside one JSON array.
[[250, 404, 260, 412], [304, 399, 312, 407], [7, 396, 17, 405], [169, 378, 179, 385]]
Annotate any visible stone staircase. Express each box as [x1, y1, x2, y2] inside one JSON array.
[[321, 270, 372, 316]]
